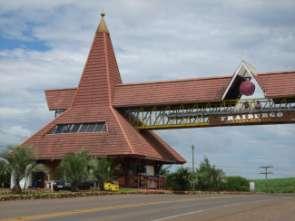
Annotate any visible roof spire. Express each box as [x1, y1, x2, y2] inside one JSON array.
[[97, 12, 109, 33]]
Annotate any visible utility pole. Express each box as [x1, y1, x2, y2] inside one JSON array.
[[259, 165, 273, 180], [191, 145, 195, 173], [259, 165, 273, 193], [191, 145, 196, 191]]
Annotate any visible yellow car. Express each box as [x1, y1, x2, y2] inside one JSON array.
[[103, 181, 119, 192]]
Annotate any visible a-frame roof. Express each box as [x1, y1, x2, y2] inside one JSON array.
[[221, 61, 257, 100], [23, 15, 185, 164]]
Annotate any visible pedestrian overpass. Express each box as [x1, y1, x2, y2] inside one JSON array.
[[114, 62, 295, 130]]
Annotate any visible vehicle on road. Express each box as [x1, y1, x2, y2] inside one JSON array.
[[53, 180, 71, 191], [53, 180, 96, 191]]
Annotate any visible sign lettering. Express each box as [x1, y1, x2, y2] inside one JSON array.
[[220, 112, 284, 122]]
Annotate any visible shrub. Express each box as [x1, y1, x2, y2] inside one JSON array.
[[224, 176, 249, 191], [0, 161, 10, 188], [159, 165, 171, 176], [90, 158, 113, 190], [197, 158, 225, 191], [166, 167, 193, 191], [59, 151, 90, 191]]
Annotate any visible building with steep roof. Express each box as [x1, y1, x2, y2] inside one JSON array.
[[23, 14, 295, 188], [23, 14, 185, 188]]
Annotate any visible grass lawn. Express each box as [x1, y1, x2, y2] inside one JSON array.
[[118, 188, 138, 193], [253, 177, 295, 193]]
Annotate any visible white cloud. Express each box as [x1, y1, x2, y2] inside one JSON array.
[[0, 125, 31, 147], [0, 107, 26, 117]]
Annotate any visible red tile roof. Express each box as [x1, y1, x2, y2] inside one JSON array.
[[114, 71, 295, 107], [45, 75, 231, 110], [23, 17, 185, 164], [23, 107, 184, 163], [45, 71, 295, 110], [256, 71, 295, 99], [113, 76, 231, 107], [45, 88, 76, 110]]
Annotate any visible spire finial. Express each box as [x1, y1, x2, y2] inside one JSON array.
[[97, 12, 109, 33]]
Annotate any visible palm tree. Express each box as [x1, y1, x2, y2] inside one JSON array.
[[0, 160, 10, 187], [59, 151, 90, 191], [1, 145, 35, 193], [91, 158, 113, 190]]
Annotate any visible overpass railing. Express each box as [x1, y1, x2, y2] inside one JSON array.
[[123, 98, 295, 129]]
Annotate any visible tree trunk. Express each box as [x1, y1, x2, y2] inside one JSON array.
[[99, 180, 104, 191], [71, 181, 79, 192], [12, 178, 22, 194]]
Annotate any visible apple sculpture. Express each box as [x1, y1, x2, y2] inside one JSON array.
[[239, 80, 255, 96]]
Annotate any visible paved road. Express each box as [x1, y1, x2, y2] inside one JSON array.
[[0, 194, 294, 221]]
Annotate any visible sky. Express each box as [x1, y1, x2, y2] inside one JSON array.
[[0, 0, 294, 178]]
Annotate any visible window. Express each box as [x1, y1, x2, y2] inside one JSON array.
[[93, 123, 106, 131], [71, 124, 81, 132], [49, 122, 106, 134], [79, 124, 89, 132]]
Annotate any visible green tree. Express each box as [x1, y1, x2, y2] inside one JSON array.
[[159, 165, 171, 176], [224, 176, 249, 191], [197, 158, 225, 191], [91, 158, 113, 190], [0, 160, 10, 187], [166, 167, 193, 191], [1, 145, 35, 193], [59, 151, 90, 191]]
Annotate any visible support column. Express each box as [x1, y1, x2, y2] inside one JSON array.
[[10, 171, 15, 189]]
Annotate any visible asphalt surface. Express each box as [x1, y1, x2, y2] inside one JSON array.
[[0, 193, 294, 221]]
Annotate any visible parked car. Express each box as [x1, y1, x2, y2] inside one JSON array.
[[104, 181, 119, 192], [77, 181, 96, 190], [53, 180, 71, 191], [53, 180, 96, 191]]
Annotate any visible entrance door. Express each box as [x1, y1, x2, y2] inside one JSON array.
[[32, 171, 46, 188]]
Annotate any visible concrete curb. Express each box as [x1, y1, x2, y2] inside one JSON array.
[[0, 190, 257, 202]]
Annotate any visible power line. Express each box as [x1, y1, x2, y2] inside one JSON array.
[[259, 165, 274, 179]]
